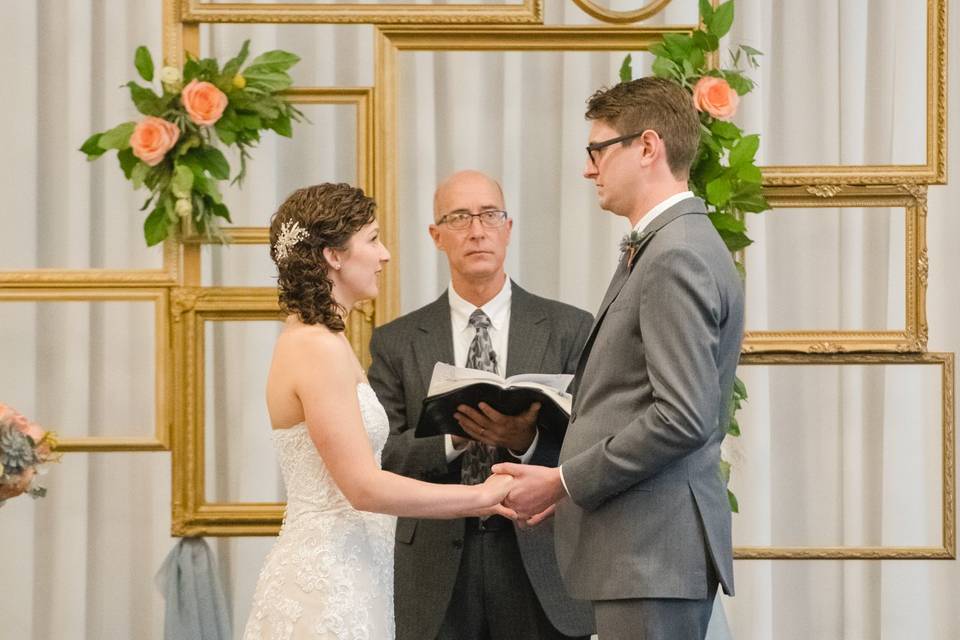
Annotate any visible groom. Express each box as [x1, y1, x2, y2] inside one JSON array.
[[494, 77, 745, 639]]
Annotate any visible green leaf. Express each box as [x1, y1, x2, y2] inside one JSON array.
[[143, 202, 169, 246], [236, 113, 262, 130], [710, 119, 741, 141], [663, 33, 694, 58], [267, 114, 292, 137], [619, 54, 633, 83], [729, 134, 760, 167], [737, 163, 763, 184], [134, 46, 154, 82], [727, 417, 741, 437], [708, 0, 735, 39], [98, 121, 137, 150], [222, 40, 251, 79], [193, 174, 223, 204], [80, 133, 107, 159], [717, 228, 753, 252], [719, 459, 731, 483], [171, 163, 194, 198], [688, 48, 705, 73], [652, 57, 681, 81], [723, 71, 754, 95], [211, 201, 232, 222], [242, 69, 293, 93], [117, 148, 139, 179], [727, 489, 739, 513], [731, 193, 770, 213], [691, 30, 714, 53], [648, 43, 671, 60], [194, 147, 230, 180], [699, 0, 714, 22], [248, 50, 300, 72], [130, 162, 150, 189], [741, 44, 764, 58], [126, 82, 163, 116], [708, 211, 746, 234], [183, 57, 201, 83], [706, 176, 732, 206], [214, 122, 237, 145]]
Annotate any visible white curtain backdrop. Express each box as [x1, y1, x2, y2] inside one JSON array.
[[2, 1, 959, 638]]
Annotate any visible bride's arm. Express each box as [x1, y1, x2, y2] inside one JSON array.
[[292, 333, 513, 520]]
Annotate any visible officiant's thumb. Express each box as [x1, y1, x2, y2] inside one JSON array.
[[491, 462, 523, 477]]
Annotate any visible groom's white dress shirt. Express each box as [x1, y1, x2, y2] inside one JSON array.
[[443, 276, 538, 464]]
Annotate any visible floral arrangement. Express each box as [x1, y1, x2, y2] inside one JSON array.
[[621, 0, 765, 512], [80, 41, 303, 246], [0, 403, 59, 505]]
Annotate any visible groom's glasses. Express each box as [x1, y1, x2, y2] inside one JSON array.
[[436, 210, 509, 231], [586, 131, 647, 166]]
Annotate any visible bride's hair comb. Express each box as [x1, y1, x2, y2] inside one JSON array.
[[274, 219, 309, 263]]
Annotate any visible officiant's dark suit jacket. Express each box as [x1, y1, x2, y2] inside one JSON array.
[[368, 282, 594, 640], [556, 197, 744, 603]]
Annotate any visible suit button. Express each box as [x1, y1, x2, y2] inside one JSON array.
[[570, 411, 577, 423], [452, 539, 463, 549]]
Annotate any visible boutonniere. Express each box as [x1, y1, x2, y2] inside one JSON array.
[[619, 229, 646, 268]]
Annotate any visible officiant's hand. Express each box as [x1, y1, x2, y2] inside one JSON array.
[[454, 402, 541, 452], [491, 462, 565, 521]]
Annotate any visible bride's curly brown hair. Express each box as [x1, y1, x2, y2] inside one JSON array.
[[269, 183, 377, 331]]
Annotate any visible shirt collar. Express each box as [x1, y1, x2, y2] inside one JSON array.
[[448, 277, 512, 333], [632, 191, 695, 235]]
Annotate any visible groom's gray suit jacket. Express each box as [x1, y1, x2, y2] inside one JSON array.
[[368, 283, 595, 640], [556, 197, 745, 602]]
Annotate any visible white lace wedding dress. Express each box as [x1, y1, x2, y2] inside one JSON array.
[[242, 383, 397, 640]]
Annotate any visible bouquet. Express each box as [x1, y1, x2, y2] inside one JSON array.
[[80, 41, 303, 245], [0, 403, 59, 505]]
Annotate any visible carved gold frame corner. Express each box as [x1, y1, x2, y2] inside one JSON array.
[[733, 351, 955, 560], [0, 288, 172, 452], [744, 184, 928, 353]]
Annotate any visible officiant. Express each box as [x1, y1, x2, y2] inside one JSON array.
[[368, 170, 595, 640]]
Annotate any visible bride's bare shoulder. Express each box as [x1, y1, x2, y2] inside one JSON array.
[[274, 321, 352, 366]]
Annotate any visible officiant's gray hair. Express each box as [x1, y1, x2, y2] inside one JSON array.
[[585, 77, 700, 179], [269, 183, 377, 331]]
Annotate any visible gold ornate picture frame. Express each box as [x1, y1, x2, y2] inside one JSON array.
[[180, 0, 543, 25], [0, 287, 172, 452], [760, 0, 946, 186], [733, 351, 955, 560], [743, 185, 928, 353]]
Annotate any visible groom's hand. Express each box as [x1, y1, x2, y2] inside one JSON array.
[[455, 402, 540, 452], [491, 462, 565, 520]]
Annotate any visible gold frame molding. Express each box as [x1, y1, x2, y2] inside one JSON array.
[[761, 0, 946, 186], [743, 185, 928, 353], [373, 24, 695, 324], [733, 351, 955, 560], [170, 287, 374, 535], [181, 0, 543, 25], [0, 288, 172, 452], [221, 86, 375, 245], [570, 0, 674, 25]]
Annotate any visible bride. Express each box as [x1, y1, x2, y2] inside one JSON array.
[[242, 183, 515, 639]]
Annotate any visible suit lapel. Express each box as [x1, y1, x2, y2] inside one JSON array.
[[414, 293, 455, 392], [505, 282, 549, 377], [573, 198, 708, 394]]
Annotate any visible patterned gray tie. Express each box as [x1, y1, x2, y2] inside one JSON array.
[[460, 309, 500, 485]]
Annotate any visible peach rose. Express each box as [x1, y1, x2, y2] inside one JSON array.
[[692, 76, 740, 121], [181, 80, 228, 127], [130, 116, 180, 166]]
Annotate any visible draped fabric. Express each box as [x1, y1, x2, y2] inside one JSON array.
[[1, 1, 959, 638], [156, 538, 233, 640]]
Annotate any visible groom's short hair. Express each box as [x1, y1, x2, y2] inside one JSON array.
[[585, 77, 700, 179]]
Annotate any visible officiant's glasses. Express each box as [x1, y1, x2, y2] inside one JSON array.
[[586, 131, 645, 166], [436, 209, 509, 231]]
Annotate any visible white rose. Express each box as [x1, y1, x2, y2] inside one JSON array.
[[175, 198, 193, 218], [160, 66, 182, 90]]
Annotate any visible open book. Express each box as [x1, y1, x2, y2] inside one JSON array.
[[415, 362, 574, 442]]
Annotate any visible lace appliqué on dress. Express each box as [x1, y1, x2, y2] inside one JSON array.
[[242, 383, 396, 640]]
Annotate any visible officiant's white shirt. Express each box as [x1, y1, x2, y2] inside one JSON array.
[[558, 190, 694, 495], [443, 276, 539, 464]]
